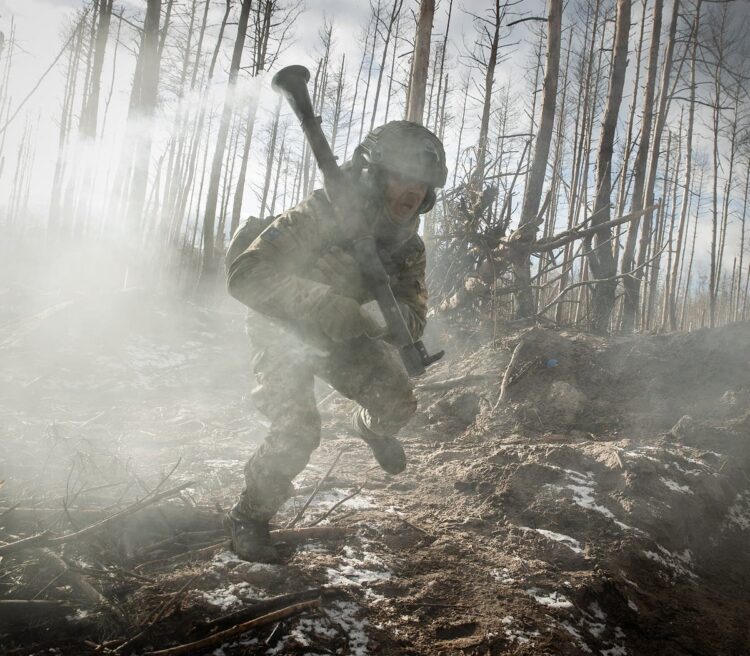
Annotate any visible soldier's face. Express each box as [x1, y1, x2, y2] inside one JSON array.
[[384, 173, 429, 222]]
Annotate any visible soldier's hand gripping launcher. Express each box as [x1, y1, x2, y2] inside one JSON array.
[[271, 65, 444, 377]]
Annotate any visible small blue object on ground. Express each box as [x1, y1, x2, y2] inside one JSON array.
[[546, 358, 559, 368]]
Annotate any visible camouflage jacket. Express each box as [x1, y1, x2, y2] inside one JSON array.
[[226, 188, 428, 347]]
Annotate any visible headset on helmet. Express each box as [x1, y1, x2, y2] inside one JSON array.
[[352, 121, 448, 214]]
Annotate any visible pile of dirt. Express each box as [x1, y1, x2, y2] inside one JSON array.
[[1, 292, 749, 654], [418, 323, 750, 437]]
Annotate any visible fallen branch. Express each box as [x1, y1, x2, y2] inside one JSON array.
[[144, 599, 321, 656], [287, 448, 347, 528], [47, 481, 195, 546], [271, 525, 353, 544], [308, 483, 368, 527], [114, 575, 201, 653], [534, 205, 658, 253], [38, 548, 127, 624], [494, 340, 525, 408], [202, 588, 336, 632], [0, 482, 194, 556], [537, 240, 669, 317], [417, 373, 497, 391], [0, 530, 52, 556]]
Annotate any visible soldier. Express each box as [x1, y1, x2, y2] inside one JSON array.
[[224, 120, 447, 561]]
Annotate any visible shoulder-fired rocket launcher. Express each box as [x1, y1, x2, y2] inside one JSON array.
[[271, 65, 444, 377]]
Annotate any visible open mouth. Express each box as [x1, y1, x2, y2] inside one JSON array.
[[396, 192, 419, 216]]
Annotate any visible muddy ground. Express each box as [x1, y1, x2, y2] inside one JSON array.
[[1, 288, 749, 655]]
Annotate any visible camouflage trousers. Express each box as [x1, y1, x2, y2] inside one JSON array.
[[237, 336, 417, 522]]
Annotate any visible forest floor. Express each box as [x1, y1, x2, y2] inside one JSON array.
[[1, 287, 750, 655]]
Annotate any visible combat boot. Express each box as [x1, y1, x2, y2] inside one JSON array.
[[353, 408, 407, 475], [223, 506, 279, 563]]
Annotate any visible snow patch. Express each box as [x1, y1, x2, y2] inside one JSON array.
[[520, 526, 584, 554], [326, 601, 370, 655], [725, 492, 750, 530], [660, 478, 693, 494], [200, 582, 260, 611], [560, 621, 593, 653], [326, 544, 391, 599], [490, 567, 515, 584], [526, 588, 573, 608], [501, 615, 539, 645], [601, 646, 627, 655], [642, 545, 697, 579]]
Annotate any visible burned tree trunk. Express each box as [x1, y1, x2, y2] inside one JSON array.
[[126, 0, 162, 227], [79, 0, 113, 138], [587, 0, 631, 333], [405, 0, 435, 125], [510, 0, 562, 319], [620, 0, 663, 331], [197, 0, 253, 295]]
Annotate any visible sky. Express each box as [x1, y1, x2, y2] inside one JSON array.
[[0, 0, 746, 286]]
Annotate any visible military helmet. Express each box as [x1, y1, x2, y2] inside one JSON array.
[[354, 121, 448, 189]]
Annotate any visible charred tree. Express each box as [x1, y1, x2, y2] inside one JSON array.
[[197, 0, 253, 294], [405, 0, 435, 125], [586, 0, 631, 333], [509, 0, 562, 319]]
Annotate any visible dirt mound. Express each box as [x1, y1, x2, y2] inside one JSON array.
[[418, 323, 750, 437], [2, 295, 750, 655]]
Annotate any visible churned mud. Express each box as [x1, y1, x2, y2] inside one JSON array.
[[1, 290, 749, 655]]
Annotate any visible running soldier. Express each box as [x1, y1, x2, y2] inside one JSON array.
[[224, 120, 447, 561]]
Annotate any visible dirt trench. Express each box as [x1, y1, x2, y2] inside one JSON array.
[[1, 293, 749, 655]]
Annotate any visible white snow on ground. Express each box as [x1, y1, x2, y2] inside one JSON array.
[[526, 588, 573, 609], [211, 549, 244, 567], [588, 602, 606, 621], [326, 601, 370, 655], [500, 614, 540, 645], [264, 601, 369, 655], [310, 489, 378, 511], [642, 545, 697, 579], [326, 544, 392, 600], [200, 581, 261, 611], [725, 492, 750, 530], [559, 621, 593, 653], [280, 488, 378, 519], [490, 567, 515, 584], [212, 638, 258, 655], [660, 478, 693, 494], [551, 470, 635, 531], [519, 526, 584, 554], [210, 549, 278, 573], [601, 646, 627, 655]]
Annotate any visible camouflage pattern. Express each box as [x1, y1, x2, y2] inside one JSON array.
[[227, 187, 428, 345], [226, 185, 426, 522], [237, 336, 416, 521]]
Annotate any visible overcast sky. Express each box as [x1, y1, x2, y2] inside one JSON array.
[[0, 0, 746, 280]]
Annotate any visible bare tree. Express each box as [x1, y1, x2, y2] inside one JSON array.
[[620, 0, 664, 331], [509, 0, 562, 319], [80, 0, 114, 138], [405, 0, 435, 124], [587, 0, 631, 332], [198, 0, 253, 293]]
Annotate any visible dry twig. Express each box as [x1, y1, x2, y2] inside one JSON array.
[[144, 599, 322, 656], [287, 448, 347, 528]]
